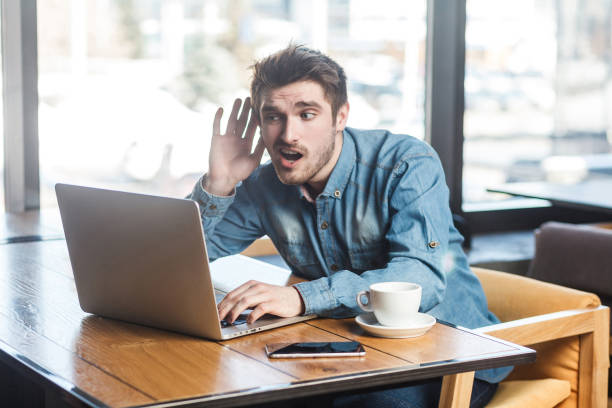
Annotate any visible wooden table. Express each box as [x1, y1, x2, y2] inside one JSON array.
[[0, 208, 64, 243], [0, 238, 535, 407], [488, 178, 612, 215]]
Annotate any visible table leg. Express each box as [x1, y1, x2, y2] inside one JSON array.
[[438, 371, 475, 408]]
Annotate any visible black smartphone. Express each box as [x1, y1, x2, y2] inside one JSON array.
[[265, 341, 366, 358]]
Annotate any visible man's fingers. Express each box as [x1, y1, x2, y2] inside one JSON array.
[[247, 303, 272, 324], [226, 280, 259, 302], [243, 113, 259, 145], [217, 306, 228, 322], [225, 290, 269, 323], [219, 299, 246, 323], [235, 97, 251, 137], [250, 137, 266, 163], [225, 98, 242, 136], [217, 280, 261, 321], [212, 107, 223, 137]]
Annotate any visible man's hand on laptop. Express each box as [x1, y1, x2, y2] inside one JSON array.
[[204, 97, 266, 196], [218, 280, 305, 324]]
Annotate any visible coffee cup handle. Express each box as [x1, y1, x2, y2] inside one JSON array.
[[356, 290, 374, 312]]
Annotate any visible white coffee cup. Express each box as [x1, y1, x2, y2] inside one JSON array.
[[356, 282, 422, 327]]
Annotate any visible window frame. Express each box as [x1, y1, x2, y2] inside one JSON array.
[[1, 0, 39, 212]]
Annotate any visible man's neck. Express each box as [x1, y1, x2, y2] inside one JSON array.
[[305, 131, 344, 198]]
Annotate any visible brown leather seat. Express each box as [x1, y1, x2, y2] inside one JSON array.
[[528, 221, 612, 311]]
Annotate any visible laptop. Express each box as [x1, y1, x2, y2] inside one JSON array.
[[55, 183, 316, 340]]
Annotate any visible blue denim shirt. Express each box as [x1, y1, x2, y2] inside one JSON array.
[[189, 128, 511, 382]]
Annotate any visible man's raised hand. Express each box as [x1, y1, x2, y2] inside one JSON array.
[[204, 97, 265, 196]]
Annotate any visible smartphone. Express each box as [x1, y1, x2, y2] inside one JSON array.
[[265, 341, 366, 358]]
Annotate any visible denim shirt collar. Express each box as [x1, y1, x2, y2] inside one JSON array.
[[299, 129, 356, 202]]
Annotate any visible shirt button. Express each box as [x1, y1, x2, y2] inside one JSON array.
[[209, 204, 217, 210], [334, 190, 341, 198], [428, 241, 439, 248], [321, 221, 328, 230], [330, 264, 339, 271]]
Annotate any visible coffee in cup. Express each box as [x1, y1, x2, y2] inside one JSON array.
[[356, 282, 422, 327]]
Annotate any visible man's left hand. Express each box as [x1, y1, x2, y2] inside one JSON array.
[[217, 280, 305, 324]]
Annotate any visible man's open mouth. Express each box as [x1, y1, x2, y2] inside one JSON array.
[[279, 149, 303, 162]]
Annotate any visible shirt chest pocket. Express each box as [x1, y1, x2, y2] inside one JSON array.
[[277, 239, 320, 274], [349, 241, 388, 272]]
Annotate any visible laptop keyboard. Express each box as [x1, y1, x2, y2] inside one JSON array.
[[221, 318, 248, 327]]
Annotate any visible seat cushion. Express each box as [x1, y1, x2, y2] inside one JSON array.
[[505, 337, 579, 408], [485, 379, 571, 408]]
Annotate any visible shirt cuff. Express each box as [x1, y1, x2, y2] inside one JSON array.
[[189, 175, 236, 218], [293, 278, 338, 316]]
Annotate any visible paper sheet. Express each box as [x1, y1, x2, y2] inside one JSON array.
[[210, 254, 292, 293]]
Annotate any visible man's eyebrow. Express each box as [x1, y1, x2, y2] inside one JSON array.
[[260, 104, 279, 113], [260, 100, 323, 112], [295, 100, 322, 109]]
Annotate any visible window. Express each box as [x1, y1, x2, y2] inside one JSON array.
[[37, 0, 426, 208], [463, 0, 612, 210], [0, 5, 4, 212]]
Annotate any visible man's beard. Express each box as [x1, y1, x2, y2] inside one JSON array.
[[272, 128, 337, 186]]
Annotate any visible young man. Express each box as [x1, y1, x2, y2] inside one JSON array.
[[188, 45, 508, 407]]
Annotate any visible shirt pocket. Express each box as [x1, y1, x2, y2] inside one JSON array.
[[277, 240, 320, 276], [349, 240, 388, 272]]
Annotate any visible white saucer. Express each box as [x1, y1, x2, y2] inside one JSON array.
[[355, 313, 436, 338]]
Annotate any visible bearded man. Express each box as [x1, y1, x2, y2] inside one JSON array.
[[188, 44, 509, 408]]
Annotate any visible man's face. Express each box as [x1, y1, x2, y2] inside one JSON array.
[[258, 80, 348, 192]]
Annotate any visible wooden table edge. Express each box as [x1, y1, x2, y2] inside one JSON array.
[[0, 317, 536, 408], [0, 338, 112, 408], [126, 348, 535, 408]]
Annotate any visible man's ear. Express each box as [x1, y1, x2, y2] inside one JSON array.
[[335, 102, 349, 131]]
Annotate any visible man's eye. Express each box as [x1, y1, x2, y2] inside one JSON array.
[[301, 112, 315, 119], [265, 115, 280, 121]]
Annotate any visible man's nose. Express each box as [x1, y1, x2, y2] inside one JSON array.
[[281, 117, 299, 144]]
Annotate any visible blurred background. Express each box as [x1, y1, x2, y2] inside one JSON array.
[[34, 0, 427, 208], [2, 0, 612, 216]]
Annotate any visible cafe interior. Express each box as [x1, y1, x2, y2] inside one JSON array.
[[0, 0, 611, 407]]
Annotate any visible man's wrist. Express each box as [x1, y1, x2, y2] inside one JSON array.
[[202, 174, 235, 197], [292, 286, 306, 315]]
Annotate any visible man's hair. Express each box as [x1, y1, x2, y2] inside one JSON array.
[[250, 44, 348, 121]]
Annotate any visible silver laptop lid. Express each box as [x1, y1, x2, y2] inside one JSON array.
[[56, 183, 223, 339]]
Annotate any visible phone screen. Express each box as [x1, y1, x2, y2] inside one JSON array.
[[265, 341, 365, 358]]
